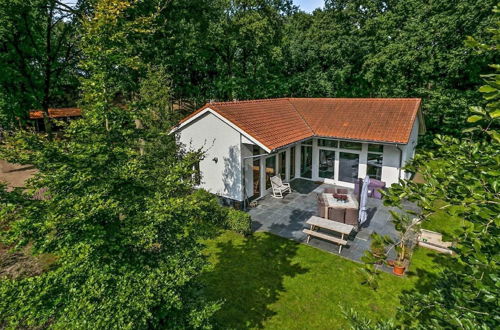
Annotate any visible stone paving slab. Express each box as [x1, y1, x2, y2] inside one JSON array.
[[248, 179, 413, 263]]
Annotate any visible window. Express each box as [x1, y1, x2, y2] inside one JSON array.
[[302, 139, 313, 145], [300, 146, 312, 178], [339, 152, 359, 183], [339, 141, 362, 150], [253, 158, 260, 195], [367, 153, 383, 180], [290, 147, 296, 179], [265, 156, 276, 189], [279, 152, 286, 180], [319, 150, 335, 179], [318, 139, 338, 148], [368, 144, 384, 153]]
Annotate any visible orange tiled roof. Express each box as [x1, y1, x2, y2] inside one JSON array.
[[178, 98, 422, 151], [29, 108, 81, 119]]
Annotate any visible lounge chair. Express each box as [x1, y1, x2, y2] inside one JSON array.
[[270, 175, 291, 198]]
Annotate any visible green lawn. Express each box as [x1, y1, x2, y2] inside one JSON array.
[[201, 231, 444, 329]]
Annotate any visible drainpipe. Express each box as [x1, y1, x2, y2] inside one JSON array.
[[396, 144, 404, 181]]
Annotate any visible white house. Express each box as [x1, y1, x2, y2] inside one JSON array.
[[173, 98, 425, 204]]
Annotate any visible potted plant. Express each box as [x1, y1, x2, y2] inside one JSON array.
[[364, 212, 419, 276], [389, 212, 419, 275]]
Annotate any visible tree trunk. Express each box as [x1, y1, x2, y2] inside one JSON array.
[[42, 0, 56, 140]]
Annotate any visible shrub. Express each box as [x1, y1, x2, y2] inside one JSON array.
[[224, 208, 252, 235]]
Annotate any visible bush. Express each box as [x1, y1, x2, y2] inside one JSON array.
[[224, 208, 252, 235]]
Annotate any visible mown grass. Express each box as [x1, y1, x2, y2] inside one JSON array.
[[201, 231, 443, 329]]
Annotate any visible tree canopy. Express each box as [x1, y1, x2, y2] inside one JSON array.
[[1, 0, 496, 135], [0, 0, 498, 328], [0, 1, 229, 327]]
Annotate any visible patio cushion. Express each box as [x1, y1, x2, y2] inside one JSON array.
[[318, 200, 328, 218], [344, 208, 359, 226], [336, 188, 349, 195], [328, 207, 345, 223], [323, 187, 336, 194]]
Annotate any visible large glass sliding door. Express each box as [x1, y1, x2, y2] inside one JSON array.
[[253, 158, 260, 196], [265, 156, 276, 189], [278, 152, 286, 180], [300, 145, 312, 178], [319, 149, 335, 179], [339, 152, 359, 183]]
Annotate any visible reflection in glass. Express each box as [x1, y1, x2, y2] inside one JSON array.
[[339, 152, 359, 183], [300, 146, 312, 178], [279, 152, 286, 179], [368, 144, 384, 153], [367, 153, 383, 180], [319, 149, 335, 179], [318, 139, 338, 148], [253, 158, 260, 195], [340, 141, 362, 150], [265, 156, 276, 189]]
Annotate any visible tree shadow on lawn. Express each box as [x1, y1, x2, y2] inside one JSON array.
[[201, 232, 308, 329], [404, 247, 454, 294]]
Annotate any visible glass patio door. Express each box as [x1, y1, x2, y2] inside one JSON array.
[[265, 155, 276, 189], [300, 145, 313, 178], [338, 152, 359, 184]]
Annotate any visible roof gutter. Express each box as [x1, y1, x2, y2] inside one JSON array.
[[270, 136, 409, 153]]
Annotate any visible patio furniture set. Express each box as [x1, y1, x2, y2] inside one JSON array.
[[306, 181, 387, 254], [269, 175, 388, 254]]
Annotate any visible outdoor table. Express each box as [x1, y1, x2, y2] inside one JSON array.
[[305, 216, 355, 252], [322, 193, 359, 209]]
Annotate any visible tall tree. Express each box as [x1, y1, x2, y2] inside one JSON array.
[[0, 0, 85, 132], [0, 0, 228, 327], [145, 0, 296, 105], [351, 5, 499, 328], [282, 0, 495, 135]]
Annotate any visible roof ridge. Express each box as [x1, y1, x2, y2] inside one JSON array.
[[286, 98, 316, 136], [208, 98, 289, 105], [287, 97, 421, 101]]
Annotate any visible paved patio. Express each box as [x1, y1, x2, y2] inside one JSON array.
[[249, 179, 418, 263]]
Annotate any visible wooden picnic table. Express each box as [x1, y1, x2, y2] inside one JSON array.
[[304, 216, 355, 253]]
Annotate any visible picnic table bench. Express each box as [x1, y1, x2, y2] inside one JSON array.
[[303, 216, 355, 253]]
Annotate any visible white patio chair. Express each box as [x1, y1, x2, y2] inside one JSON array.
[[270, 175, 291, 198]]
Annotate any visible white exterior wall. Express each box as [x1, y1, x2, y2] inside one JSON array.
[[176, 112, 244, 201], [176, 114, 421, 200], [381, 145, 401, 186], [401, 117, 420, 179]]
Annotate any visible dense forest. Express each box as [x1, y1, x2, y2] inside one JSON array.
[[0, 0, 498, 329], [0, 0, 496, 135]]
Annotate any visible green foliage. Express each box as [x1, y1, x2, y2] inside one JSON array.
[[342, 307, 396, 330], [0, 0, 84, 128], [1, 0, 496, 136], [0, 0, 227, 328], [224, 208, 252, 236], [374, 7, 500, 327], [203, 231, 432, 329], [282, 0, 495, 135], [357, 265, 381, 291]]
